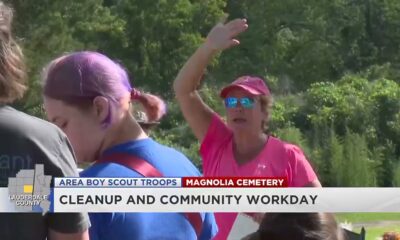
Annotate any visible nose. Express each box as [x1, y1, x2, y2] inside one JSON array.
[[233, 105, 244, 112]]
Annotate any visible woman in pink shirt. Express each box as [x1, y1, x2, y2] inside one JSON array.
[[173, 18, 322, 240]]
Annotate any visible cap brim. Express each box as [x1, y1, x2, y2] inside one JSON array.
[[220, 84, 261, 98]]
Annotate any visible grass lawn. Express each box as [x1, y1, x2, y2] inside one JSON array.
[[336, 213, 400, 223], [335, 213, 400, 240], [352, 225, 400, 240]]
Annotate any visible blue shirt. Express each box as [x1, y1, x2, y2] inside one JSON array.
[[80, 138, 218, 240]]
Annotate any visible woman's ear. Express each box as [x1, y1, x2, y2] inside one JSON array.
[[263, 110, 269, 121], [92, 96, 110, 124], [261, 107, 269, 123]]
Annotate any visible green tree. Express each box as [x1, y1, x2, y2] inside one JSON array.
[[328, 130, 345, 186], [342, 131, 376, 187], [108, 0, 226, 96], [393, 162, 400, 187], [8, 0, 125, 116]]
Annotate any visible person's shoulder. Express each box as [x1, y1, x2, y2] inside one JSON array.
[[269, 136, 303, 152], [0, 106, 65, 141], [146, 140, 202, 176], [153, 141, 197, 165], [80, 162, 142, 178], [267, 136, 307, 162], [135, 138, 182, 157], [154, 141, 187, 157]]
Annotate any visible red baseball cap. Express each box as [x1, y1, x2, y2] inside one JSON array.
[[220, 76, 271, 98]]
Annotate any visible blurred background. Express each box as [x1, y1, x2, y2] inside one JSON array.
[[6, 1, 400, 238], [6, 0, 400, 189]]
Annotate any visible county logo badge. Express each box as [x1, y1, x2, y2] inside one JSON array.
[[8, 164, 51, 215]]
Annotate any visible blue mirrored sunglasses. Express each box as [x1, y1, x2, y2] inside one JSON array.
[[224, 97, 255, 109]]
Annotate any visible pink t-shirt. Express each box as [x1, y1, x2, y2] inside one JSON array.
[[200, 114, 318, 240]]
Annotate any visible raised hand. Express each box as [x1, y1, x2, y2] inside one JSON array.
[[205, 18, 248, 51]]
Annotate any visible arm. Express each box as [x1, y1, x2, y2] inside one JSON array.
[[43, 133, 90, 238], [286, 144, 321, 188], [303, 179, 322, 187], [173, 19, 248, 142], [48, 229, 89, 240]]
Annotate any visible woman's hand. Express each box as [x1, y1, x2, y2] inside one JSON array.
[[205, 18, 248, 52]]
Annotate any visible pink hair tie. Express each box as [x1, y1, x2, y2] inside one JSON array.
[[131, 88, 142, 100]]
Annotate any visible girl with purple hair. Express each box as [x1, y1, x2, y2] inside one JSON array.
[[42, 51, 217, 240]]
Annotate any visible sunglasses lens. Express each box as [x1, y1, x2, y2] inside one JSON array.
[[241, 97, 254, 108], [225, 97, 238, 108]]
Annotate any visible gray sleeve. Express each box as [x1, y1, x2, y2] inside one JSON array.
[[46, 212, 90, 234], [29, 129, 90, 233], [47, 134, 90, 233]]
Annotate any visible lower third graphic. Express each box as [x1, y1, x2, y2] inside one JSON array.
[[8, 164, 51, 214]]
